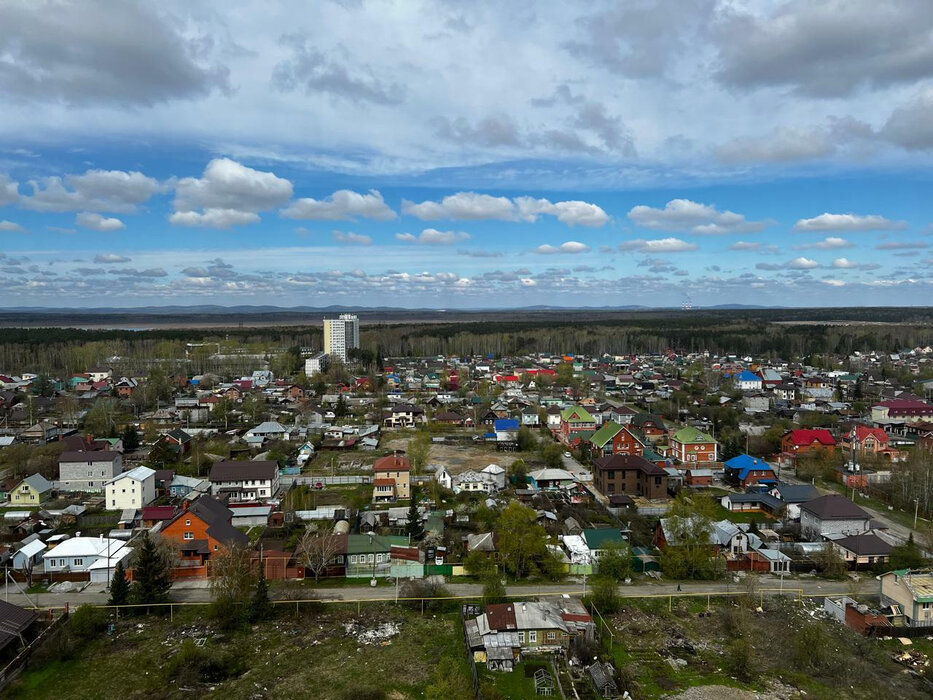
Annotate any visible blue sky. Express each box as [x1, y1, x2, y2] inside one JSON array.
[[1, 1, 933, 308]]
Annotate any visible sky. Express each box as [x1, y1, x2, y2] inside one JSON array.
[[1, 0, 933, 309]]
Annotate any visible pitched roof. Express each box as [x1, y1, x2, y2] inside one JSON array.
[[592, 454, 666, 476], [581, 528, 624, 550], [173, 496, 248, 547], [0, 600, 39, 653], [723, 454, 774, 478], [785, 429, 835, 447], [834, 533, 893, 556], [800, 494, 869, 521], [209, 460, 278, 482], [671, 426, 716, 444], [588, 421, 624, 448], [20, 473, 53, 493], [561, 406, 594, 423], [374, 454, 411, 472], [771, 484, 820, 503]]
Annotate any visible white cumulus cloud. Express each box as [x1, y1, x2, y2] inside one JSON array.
[[171, 158, 292, 228], [76, 212, 125, 231], [627, 199, 769, 234], [793, 213, 907, 232], [402, 192, 609, 227], [535, 241, 591, 254], [282, 189, 396, 221], [619, 237, 698, 253], [395, 228, 470, 245]]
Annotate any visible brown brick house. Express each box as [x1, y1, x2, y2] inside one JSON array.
[[592, 454, 668, 499]]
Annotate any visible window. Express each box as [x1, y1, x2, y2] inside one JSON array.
[[529, 631, 537, 643], [183, 532, 194, 540], [546, 632, 556, 641], [185, 519, 191, 526], [518, 632, 525, 643], [368, 554, 374, 563], [376, 554, 383, 563], [74, 559, 83, 566]]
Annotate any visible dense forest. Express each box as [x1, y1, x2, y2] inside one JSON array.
[[0, 308, 931, 375]]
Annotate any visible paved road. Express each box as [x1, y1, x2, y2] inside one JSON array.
[[561, 453, 592, 483], [2, 575, 876, 610]]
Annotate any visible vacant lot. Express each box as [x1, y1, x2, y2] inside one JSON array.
[[8, 604, 473, 700], [384, 436, 507, 475], [603, 596, 931, 699]]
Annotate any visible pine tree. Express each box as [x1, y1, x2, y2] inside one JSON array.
[[131, 532, 172, 604], [406, 485, 422, 540], [249, 566, 272, 622], [109, 560, 130, 607]]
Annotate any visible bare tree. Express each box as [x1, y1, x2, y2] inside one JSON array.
[[296, 527, 343, 583], [209, 543, 256, 628]]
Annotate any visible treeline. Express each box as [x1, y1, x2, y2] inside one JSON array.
[[1, 309, 933, 375], [360, 317, 933, 359]]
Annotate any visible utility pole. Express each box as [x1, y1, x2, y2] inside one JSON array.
[[914, 498, 920, 530]]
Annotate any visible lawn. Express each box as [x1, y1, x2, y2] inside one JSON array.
[[8, 604, 474, 700], [478, 661, 548, 699]]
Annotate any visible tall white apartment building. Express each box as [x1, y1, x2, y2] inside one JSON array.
[[323, 313, 359, 362]]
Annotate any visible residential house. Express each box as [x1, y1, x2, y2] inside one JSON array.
[[169, 474, 209, 499], [723, 454, 777, 488], [669, 426, 718, 464], [104, 466, 156, 510], [245, 421, 291, 441], [587, 421, 646, 458], [733, 370, 763, 392], [684, 468, 713, 487], [494, 418, 519, 443], [630, 414, 667, 443], [163, 428, 193, 454], [465, 599, 594, 669], [879, 569, 933, 627], [840, 425, 900, 460], [719, 492, 784, 515], [42, 536, 133, 582], [831, 533, 892, 569], [592, 454, 668, 499], [768, 483, 820, 520], [800, 494, 873, 539], [161, 496, 249, 570], [383, 403, 426, 428], [9, 474, 53, 505], [559, 406, 596, 443], [57, 450, 122, 492], [343, 533, 408, 578], [208, 460, 280, 502], [372, 453, 411, 502], [452, 470, 499, 494], [871, 398, 933, 425], [527, 468, 577, 491], [781, 429, 836, 462], [12, 539, 47, 573]]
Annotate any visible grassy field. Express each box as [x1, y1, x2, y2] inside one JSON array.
[[8, 604, 474, 700], [600, 595, 932, 699]]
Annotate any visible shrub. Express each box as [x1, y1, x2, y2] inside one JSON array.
[[70, 605, 109, 640]]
